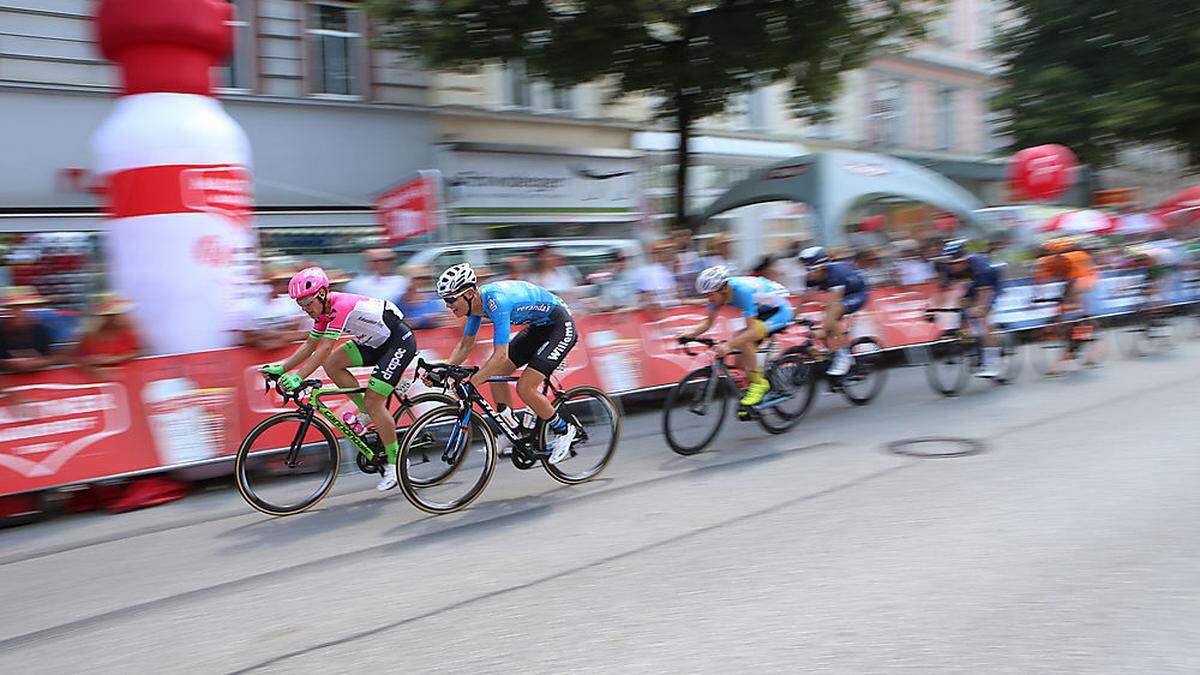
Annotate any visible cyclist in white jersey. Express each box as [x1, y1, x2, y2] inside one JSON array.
[[261, 266, 416, 491]]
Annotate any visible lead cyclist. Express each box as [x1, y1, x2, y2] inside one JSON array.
[[260, 266, 418, 492], [434, 263, 580, 464]]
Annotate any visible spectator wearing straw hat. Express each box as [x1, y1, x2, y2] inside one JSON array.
[[346, 248, 408, 304], [75, 293, 145, 375], [0, 287, 62, 373]]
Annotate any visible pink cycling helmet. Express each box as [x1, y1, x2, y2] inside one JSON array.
[[288, 266, 330, 300]]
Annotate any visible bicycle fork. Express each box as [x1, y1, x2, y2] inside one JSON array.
[[443, 408, 473, 464]]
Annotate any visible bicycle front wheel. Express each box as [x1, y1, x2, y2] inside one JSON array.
[[923, 338, 969, 396], [398, 405, 496, 515], [662, 367, 732, 456], [235, 412, 340, 517], [841, 337, 888, 405], [539, 386, 622, 484], [757, 351, 816, 434], [394, 391, 459, 488]]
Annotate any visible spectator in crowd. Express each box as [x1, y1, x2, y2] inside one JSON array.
[[637, 239, 682, 309], [497, 254, 530, 282], [671, 226, 705, 294], [346, 248, 407, 303], [702, 233, 736, 271], [397, 267, 447, 329], [75, 293, 144, 376], [596, 252, 640, 312], [895, 239, 937, 286], [531, 245, 583, 302], [241, 263, 308, 350], [0, 287, 62, 373], [773, 238, 809, 292]]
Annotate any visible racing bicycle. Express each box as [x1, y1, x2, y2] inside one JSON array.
[[396, 359, 621, 515], [662, 322, 885, 456], [235, 374, 453, 516], [921, 307, 1020, 396], [1028, 298, 1108, 376]]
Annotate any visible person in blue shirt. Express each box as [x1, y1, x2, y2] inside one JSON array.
[[799, 246, 869, 377], [435, 263, 578, 463], [679, 265, 794, 408], [934, 239, 1004, 378]]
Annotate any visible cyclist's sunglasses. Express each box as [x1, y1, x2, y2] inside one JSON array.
[[442, 292, 465, 307], [296, 293, 320, 308]]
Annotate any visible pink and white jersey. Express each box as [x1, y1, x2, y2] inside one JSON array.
[[310, 292, 404, 348]]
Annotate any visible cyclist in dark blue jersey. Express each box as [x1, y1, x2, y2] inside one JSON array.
[[799, 247, 869, 376], [934, 239, 1004, 378], [435, 263, 578, 463]]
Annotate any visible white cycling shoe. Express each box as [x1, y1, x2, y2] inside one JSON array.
[[827, 350, 854, 377], [376, 465, 398, 492], [547, 424, 578, 465]]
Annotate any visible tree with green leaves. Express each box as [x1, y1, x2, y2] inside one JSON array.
[[995, 0, 1200, 168], [372, 0, 933, 228]]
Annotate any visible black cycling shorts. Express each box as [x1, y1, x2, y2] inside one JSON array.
[[344, 311, 417, 396], [508, 306, 577, 376]]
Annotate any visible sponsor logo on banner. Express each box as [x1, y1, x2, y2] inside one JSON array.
[[0, 383, 130, 478], [376, 172, 440, 243], [142, 377, 234, 466], [842, 162, 890, 177], [180, 165, 253, 228]]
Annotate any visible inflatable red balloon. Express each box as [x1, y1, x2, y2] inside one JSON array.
[[1009, 144, 1078, 202]]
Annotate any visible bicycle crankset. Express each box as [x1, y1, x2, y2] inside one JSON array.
[[356, 451, 385, 476], [510, 442, 539, 470]]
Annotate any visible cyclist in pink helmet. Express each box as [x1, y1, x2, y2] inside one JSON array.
[[261, 265, 418, 492]]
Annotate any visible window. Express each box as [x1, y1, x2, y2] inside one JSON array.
[[807, 105, 837, 139], [546, 85, 576, 113], [936, 87, 956, 151], [216, 0, 252, 90], [730, 88, 769, 132], [870, 79, 906, 147], [307, 3, 363, 96], [503, 60, 533, 109]]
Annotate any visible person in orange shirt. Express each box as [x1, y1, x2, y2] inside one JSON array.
[[1033, 238, 1101, 371]]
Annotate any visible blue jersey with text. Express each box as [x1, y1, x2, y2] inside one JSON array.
[[464, 280, 568, 345], [712, 276, 790, 318]]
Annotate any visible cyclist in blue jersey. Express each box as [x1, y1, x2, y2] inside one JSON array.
[[934, 239, 1004, 378], [679, 265, 794, 409], [799, 246, 869, 377], [435, 263, 579, 463]]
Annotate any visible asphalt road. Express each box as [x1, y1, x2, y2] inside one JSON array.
[[2, 334, 1200, 674]]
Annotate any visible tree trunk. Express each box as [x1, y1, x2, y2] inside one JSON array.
[[673, 93, 693, 232]]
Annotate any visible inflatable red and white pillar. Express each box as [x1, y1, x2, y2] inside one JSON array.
[[92, 0, 257, 353]]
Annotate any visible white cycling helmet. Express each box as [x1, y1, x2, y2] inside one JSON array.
[[696, 265, 732, 294], [436, 262, 477, 298]]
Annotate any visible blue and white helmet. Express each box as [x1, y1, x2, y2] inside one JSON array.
[[798, 246, 830, 267], [436, 262, 477, 298], [941, 239, 968, 261], [696, 265, 732, 294]]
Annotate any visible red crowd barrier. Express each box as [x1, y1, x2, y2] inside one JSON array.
[[0, 285, 942, 497]]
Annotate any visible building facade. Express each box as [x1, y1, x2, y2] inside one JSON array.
[[1, 0, 434, 278]]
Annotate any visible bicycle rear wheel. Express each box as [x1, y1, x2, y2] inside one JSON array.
[[398, 405, 496, 515], [662, 367, 732, 456], [923, 338, 969, 396], [394, 392, 459, 488], [757, 351, 816, 434], [841, 337, 887, 405], [539, 386, 621, 484], [1029, 327, 1068, 376], [235, 412, 340, 517]]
